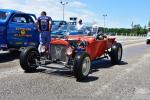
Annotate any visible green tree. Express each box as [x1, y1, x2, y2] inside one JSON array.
[[100, 23, 147, 36]]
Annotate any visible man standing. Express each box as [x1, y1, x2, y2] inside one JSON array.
[[76, 19, 84, 31], [37, 11, 52, 55]]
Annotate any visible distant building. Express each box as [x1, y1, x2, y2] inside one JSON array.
[[69, 17, 77, 25]]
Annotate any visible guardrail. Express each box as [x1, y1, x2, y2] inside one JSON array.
[[115, 36, 146, 45], [115, 33, 147, 37]]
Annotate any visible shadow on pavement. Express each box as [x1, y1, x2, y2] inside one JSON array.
[[0, 51, 20, 63], [24, 68, 47, 73], [77, 76, 99, 83], [48, 70, 73, 78], [42, 66, 74, 78], [24, 66, 74, 78], [32, 67, 99, 82], [91, 59, 128, 73], [25, 59, 127, 82], [117, 61, 128, 65]]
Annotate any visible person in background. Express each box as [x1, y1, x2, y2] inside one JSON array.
[[37, 11, 52, 56], [76, 19, 84, 31]]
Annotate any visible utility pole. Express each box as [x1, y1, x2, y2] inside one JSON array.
[[60, 1, 68, 21], [131, 21, 134, 35], [102, 14, 107, 33]]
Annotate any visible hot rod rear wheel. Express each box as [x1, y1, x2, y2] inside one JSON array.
[[20, 47, 39, 72], [73, 52, 91, 81], [146, 40, 150, 44], [109, 43, 122, 64]]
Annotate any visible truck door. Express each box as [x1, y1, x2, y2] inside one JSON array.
[[0, 10, 10, 49], [7, 14, 39, 48], [0, 23, 7, 49]]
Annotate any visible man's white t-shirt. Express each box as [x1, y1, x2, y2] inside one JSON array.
[[76, 23, 84, 30]]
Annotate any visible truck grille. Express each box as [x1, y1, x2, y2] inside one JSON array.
[[51, 44, 67, 62]]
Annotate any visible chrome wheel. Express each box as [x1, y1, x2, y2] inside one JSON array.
[[82, 57, 91, 76]]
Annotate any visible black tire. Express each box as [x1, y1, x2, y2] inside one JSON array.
[[20, 47, 39, 72], [109, 43, 123, 64], [73, 52, 91, 81], [146, 40, 150, 44]]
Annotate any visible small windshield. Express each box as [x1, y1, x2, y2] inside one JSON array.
[[51, 25, 95, 36], [0, 11, 9, 22], [51, 25, 67, 35]]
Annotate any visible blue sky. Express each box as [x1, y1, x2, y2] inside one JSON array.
[[80, 0, 150, 28], [0, 0, 149, 28]]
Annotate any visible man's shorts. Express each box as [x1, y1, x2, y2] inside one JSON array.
[[39, 31, 51, 45]]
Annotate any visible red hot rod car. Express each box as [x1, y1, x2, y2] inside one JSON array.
[[19, 28, 123, 81]]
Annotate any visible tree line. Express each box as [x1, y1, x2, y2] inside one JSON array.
[[99, 22, 150, 36]]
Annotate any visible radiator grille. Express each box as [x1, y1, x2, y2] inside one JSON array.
[[51, 44, 67, 62]]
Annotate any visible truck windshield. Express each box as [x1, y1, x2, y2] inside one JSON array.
[[0, 11, 9, 22]]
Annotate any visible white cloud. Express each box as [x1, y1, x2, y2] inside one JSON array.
[[69, 1, 87, 8], [0, 0, 93, 20], [0, 0, 126, 28]]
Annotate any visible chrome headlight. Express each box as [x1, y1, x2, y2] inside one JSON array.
[[40, 45, 46, 53], [66, 47, 74, 56]]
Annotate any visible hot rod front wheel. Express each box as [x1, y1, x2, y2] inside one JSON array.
[[20, 47, 39, 72], [73, 52, 91, 81]]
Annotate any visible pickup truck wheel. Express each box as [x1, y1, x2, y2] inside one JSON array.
[[20, 47, 39, 72], [73, 52, 91, 81], [109, 43, 122, 64]]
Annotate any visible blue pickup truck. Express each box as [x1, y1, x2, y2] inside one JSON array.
[[0, 9, 39, 51]]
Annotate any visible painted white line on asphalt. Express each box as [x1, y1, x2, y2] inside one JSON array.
[[135, 88, 150, 95], [125, 67, 134, 73]]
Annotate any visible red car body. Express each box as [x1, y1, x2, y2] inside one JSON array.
[[51, 35, 116, 60], [20, 34, 122, 81]]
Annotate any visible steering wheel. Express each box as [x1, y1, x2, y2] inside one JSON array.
[[96, 34, 104, 40]]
